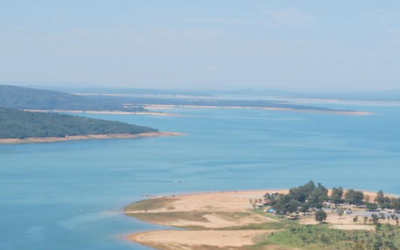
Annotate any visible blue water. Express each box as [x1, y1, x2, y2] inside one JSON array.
[[1, 104, 400, 250]]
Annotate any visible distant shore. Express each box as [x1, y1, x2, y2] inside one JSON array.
[[24, 109, 180, 116], [0, 132, 182, 144], [144, 104, 373, 116]]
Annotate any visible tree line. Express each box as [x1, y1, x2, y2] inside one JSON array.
[[265, 181, 400, 222], [0, 107, 157, 139], [0, 85, 145, 112]]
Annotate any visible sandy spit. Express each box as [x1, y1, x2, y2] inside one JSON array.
[[128, 230, 273, 249], [24, 109, 180, 116], [125, 190, 283, 250], [0, 132, 183, 144], [143, 105, 373, 116]]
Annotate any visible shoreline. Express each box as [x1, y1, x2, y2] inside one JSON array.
[[24, 109, 180, 116], [0, 131, 183, 144], [125, 189, 276, 250], [144, 105, 373, 116], [125, 189, 395, 250]]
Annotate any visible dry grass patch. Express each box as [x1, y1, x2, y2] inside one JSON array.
[[124, 197, 178, 212], [127, 211, 209, 225], [129, 230, 273, 250]]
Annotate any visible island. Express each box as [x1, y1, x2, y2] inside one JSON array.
[[0, 107, 180, 143], [125, 181, 400, 250]]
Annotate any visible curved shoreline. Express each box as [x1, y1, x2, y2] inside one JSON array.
[[0, 131, 183, 144], [124, 189, 394, 250], [124, 190, 285, 250]]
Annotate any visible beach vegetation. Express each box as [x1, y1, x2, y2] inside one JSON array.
[[124, 197, 176, 212], [266, 223, 400, 250]]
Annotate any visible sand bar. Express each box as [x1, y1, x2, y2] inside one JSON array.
[[125, 190, 283, 249], [128, 230, 273, 250], [143, 105, 373, 116], [24, 109, 180, 116]]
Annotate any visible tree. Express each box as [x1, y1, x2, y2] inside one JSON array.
[[364, 216, 368, 224], [338, 209, 344, 218], [330, 187, 344, 204], [287, 199, 301, 214], [289, 181, 315, 203], [344, 189, 364, 205], [391, 197, 400, 211], [315, 209, 327, 223], [371, 214, 379, 225], [299, 204, 309, 215], [308, 183, 329, 208], [375, 190, 385, 204], [273, 194, 290, 214], [366, 202, 378, 211], [353, 216, 358, 223]]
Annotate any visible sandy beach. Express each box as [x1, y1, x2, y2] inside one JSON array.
[[143, 105, 373, 116], [128, 230, 275, 250], [125, 189, 395, 250], [125, 190, 284, 250], [0, 132, 182, 144]]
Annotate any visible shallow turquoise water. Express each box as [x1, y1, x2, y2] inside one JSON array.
[[1, 105, 400, 249]]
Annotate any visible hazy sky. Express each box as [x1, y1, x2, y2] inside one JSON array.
[[1, 0, 400, 90]]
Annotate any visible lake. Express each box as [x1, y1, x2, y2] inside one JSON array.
[[1, 103, 400, 249]]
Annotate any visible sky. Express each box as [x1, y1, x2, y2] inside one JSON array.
[[1, 0, 400, 91]]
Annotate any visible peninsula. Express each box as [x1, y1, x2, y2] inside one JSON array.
[[0, 107, 180, 143], [125, 182, 400, 250], [0, 84, 146, 112]]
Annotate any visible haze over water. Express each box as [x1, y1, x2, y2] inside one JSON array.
[[1, 102, 400, 250]]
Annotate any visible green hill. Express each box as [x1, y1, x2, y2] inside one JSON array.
[[0, 85, 145, 111], [0, 107, 157, 139]]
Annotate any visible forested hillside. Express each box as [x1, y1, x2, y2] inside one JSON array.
[[0, 85, 145, 111], [0, 107, 157, 139]]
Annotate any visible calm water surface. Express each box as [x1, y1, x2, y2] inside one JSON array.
[[1, 104, 400, 249]]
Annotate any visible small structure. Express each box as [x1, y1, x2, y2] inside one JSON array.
[[345, 210, 353, 215]]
